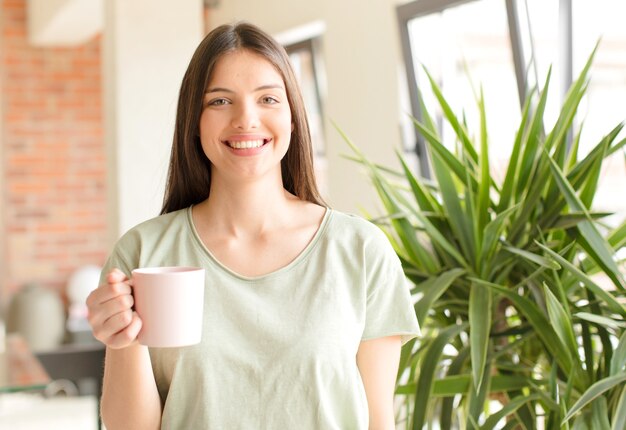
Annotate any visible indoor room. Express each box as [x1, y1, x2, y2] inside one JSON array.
[[1, 0, 625, 428]]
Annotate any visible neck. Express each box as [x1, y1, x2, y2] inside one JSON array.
[[196, 172, 297, 237]]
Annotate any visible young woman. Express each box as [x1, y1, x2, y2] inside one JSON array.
[[86, 22, 419, 430]]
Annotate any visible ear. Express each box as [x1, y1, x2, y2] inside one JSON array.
[[291, 122, 295, 132]]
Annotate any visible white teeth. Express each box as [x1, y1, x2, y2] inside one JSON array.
[[228, 139, 265, 149]]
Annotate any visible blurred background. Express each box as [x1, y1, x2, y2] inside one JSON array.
[[0, 0, 624, 428]]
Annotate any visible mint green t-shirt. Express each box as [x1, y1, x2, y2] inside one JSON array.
[[102, 207, 420, 430]]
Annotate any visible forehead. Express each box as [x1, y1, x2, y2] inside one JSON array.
[[209, 49, 285, 87]]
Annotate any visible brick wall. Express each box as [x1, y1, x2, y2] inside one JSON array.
[[1, 0, 107, 300]]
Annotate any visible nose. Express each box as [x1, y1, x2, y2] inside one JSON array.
[[231, 100, 260, 130]]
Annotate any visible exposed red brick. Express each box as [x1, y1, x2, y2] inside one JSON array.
[[1, 0, 107, 298]]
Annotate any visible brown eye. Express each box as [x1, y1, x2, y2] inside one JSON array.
[[208, 98, 229, 106], [261, 96, 279, 104]]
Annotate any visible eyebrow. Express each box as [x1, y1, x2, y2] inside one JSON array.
[[205, 84, 285, 94]]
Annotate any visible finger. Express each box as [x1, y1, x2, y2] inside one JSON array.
[[88, 293, 134, 329], [94, 308, 134, 343], [87, 279, 132, 307], [106, 312, 143, 350], [107, 268, 128, 284]]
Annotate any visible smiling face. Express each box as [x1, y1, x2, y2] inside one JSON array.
[[199, 49, 293, 185]]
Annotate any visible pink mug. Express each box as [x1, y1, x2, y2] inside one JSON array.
[[131, 266, 205, 347]]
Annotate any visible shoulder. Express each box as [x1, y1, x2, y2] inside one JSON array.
[[325, 210, 397, 264], [116, 208, 190, 248], [104, 208, 191, 276], [327, 210, 390, 245], [324, 211, 405, 288]]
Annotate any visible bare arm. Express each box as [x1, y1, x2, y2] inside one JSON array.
[[101, 345, 162, 429], [87, 269, 162, 429], [356, 335, 402, 430]]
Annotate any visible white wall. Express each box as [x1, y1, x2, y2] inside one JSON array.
[[103, 0, 204, 242], [209, 0, 406, 214]]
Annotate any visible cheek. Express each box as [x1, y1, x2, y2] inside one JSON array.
[[198, 114, 221, 144], [198, 113, 208, 139], [197, 119, 216, 155], [278, 109, 293, 134]]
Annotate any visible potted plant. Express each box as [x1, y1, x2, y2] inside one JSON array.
[[342, 46, 626, 429]]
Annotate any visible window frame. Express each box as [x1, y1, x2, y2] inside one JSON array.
[[285, 37, 327, 157]]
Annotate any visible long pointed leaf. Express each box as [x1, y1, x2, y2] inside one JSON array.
[[534, 244, 626, 318], [440, 347, 470, 430], [590, 397, 611, 430], [411, 324, 467, 430], [516, 67, 551, 194], [396, 150, 439, 214], [610, 331, 626, 377], [470, 278, 574, 374], [497, 89, 533, 212], [476, 86, 491, 236], [549, 212, 613, 231], [413, 268, 465, 324], [503, 245, 561, 269], [567, 123, 625, 191], [466, 358, 491, 429], [562, 373, 626, 424], [611, 386, 626, 430], [574, 312, 626, 330], [545, 153, 625, 290], [544, 41, 598, 165], [430, 148, 475, 262], [469, 283, 491, 391], [482, 394, 541, 430], [480, 205, 519, 272], [412, 118, 480, 191], [422, 66, 478, 164], [607, 219, 626, 250], [371, 175, 428, 267], [543, 284, 579, 362], [578, 136, 609, 208], [539, 125, 619, 229]]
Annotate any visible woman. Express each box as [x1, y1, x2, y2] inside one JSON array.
[[87, 22, 419, 430]]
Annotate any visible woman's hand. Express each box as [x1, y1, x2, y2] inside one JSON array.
[[89, 270, 162, 429], [86, 268, 142, 349]]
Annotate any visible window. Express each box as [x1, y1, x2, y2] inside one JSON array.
[[401, 0, 520, 179], [397, 0, 626, 220]]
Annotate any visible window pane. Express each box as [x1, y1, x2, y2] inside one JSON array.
[[572, 0, 625, 223], [407, 0, 519, 179]]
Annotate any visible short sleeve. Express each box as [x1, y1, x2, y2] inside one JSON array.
[[98, 233, 140, 285], [361, 228, 421, 345]]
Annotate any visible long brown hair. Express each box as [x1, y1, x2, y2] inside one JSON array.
[[161, 22, 325, 214]]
